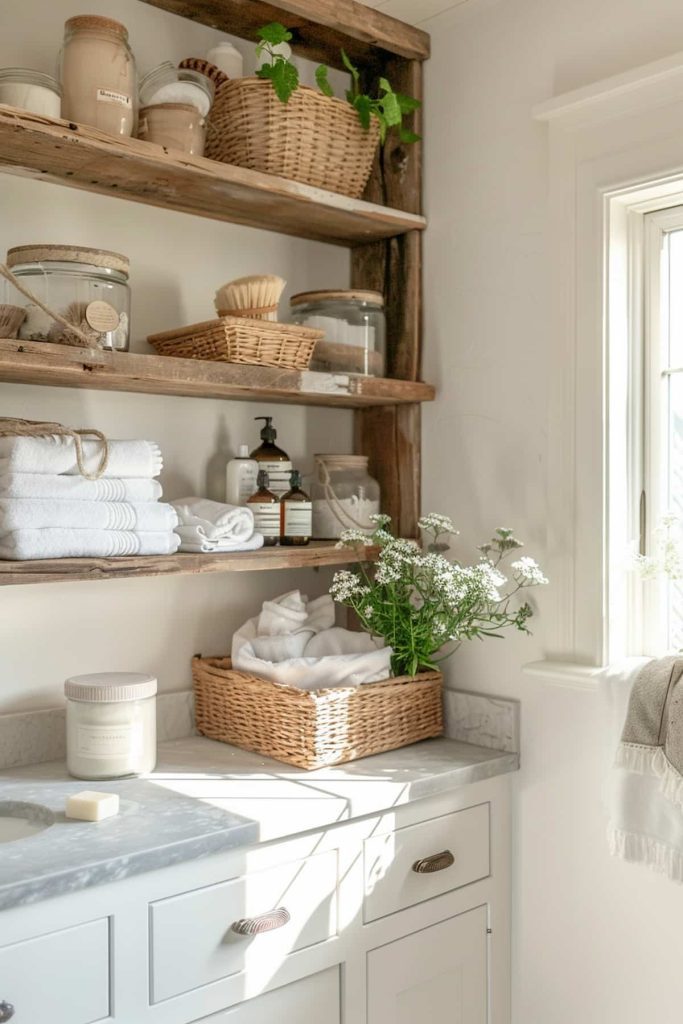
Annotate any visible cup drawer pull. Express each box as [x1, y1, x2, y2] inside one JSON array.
[[231, 907, 291, 935], [412, 850, 455, 874]]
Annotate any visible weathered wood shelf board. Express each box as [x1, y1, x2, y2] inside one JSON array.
[[0, 340, 435, 408], [0, 108, 426, 247], [0, 542, 379, 587]]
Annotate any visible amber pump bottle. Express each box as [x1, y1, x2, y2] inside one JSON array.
[[247, 469, 280, 546], [280, 470, 312, 546], [250, 417, 292, 499]]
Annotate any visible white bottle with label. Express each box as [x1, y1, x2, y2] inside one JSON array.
[[226, 444, 259, 506]]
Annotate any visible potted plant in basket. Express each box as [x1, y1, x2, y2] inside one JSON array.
[[330, 514, 548, 677], [206, 22, 420, 199]]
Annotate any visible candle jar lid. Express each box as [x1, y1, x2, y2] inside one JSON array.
[[65, 672, 157, 702]]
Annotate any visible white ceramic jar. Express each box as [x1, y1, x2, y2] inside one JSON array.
[[65, 672, 157, 780]]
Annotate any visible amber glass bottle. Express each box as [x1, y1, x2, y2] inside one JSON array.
[[247, 469, 279, 546], [280, 470, 312, 547]]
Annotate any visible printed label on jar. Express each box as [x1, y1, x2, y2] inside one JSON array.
[[76, 723, 139, 758], [251, 502, 280, 538], [85, 300, 120, 332], [284, 503, 312, 537], [97, 88, 132, 108]]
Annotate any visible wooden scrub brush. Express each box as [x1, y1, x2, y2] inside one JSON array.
[[0, 304, 26, 339], [214, 275, 286, 322]]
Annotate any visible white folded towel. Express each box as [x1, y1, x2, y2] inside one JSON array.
[[174, 527, 264, 553], [257, 591, 335, 636], [0, 436, 163, 478], [171, 497, 254, 542], [0, 473, 162, 502], [0, 528, 180, 560], [0, 498, 177, 533]]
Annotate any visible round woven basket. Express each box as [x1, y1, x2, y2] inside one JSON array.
[[206, 78, 380, 199]]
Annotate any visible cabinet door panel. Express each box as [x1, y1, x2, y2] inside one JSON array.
[[195, 967, 340, 1023], [367, 906, 488, 1024]]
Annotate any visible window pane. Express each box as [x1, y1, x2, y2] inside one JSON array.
[[669, 230, 683, 368]]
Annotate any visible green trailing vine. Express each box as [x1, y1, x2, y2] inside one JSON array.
[[254, 22, 421, 143]]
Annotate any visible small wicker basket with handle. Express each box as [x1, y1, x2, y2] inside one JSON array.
[[192, 656, 444, 771]]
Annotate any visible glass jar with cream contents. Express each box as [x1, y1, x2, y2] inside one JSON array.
[[59, 15, 137, 136], [65, 672, 157, 780]]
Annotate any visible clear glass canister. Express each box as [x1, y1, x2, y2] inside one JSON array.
[[139, 62, 215, 117], [290, 290, 386, 377], [6, 244, 130, 350], [311, 454, 381, 539], [138, 103, 206, 156], [65, 672, 157, 780], [0, 68, 61, 117], [59, 15, 137, 136]]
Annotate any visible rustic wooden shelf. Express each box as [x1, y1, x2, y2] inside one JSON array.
[[0, 340, 435, 407], [0, 541, 378, 587], [0, 108, 426, 247]]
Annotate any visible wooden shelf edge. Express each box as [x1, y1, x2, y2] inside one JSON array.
[[0, 340, 436, 407], [0, 108, 426, 246], [0, 542, 379, 587]]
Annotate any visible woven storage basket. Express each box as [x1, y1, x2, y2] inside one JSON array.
[[147, 316, 322, 371], [193, 656, 443, 770], [206, 78, 381, 199]]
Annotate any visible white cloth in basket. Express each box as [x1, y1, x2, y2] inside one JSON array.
[[232, 590, 392, 690]]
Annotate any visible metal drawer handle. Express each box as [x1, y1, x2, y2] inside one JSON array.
[[0, 1001, 15, 1022], [412, 849, 455, 874], [231, 907, 291, 936]]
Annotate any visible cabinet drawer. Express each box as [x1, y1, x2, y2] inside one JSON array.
[[198, 967, 340, 1022], [363, 803, 490, 922], [150, 850, 338, 1004], [0, 919, 110, 1024]]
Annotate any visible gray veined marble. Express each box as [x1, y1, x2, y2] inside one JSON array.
[[444, 689, 520, 753]]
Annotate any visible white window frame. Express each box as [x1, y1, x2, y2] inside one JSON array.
[[526, 50, 683, 684]]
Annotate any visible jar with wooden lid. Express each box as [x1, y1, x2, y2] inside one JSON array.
[[59, 15, 137, 136], [290, 289, 386, 376], [311, 454, 380, 539], [6, 244, 130, 350]]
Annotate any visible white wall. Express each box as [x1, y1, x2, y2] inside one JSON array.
[[423, 1, 683, 1021], [0, 0, 352, 711]]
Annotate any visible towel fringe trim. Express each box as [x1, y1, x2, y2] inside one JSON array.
[[616, 742, 683, 812], [608, 826, 683, 883]]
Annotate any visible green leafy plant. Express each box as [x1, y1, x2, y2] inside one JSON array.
[[254, 23, 421, 143], [330, 516, 548, 677]]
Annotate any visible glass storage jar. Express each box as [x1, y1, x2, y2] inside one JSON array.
[[65, 672, 157, 780], [311, 454, 381, 539], [6, 244, 131, 350], [59, 15, 137, 136], [139, 62, 215, 117], [290, 289, 386, 377], [138, 102, 206, 156], [0, 68, 61, 117]]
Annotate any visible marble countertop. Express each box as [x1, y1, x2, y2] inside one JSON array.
[[0, 736, 518, 912]]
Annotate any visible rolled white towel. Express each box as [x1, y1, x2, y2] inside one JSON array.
[[174, 527, 264, 553], [0, 436, 163, 478], [171, 497, 254, 542], [0, 528, 180, 560], [0, 499, 177, 533], [0, 473, 163, 502]]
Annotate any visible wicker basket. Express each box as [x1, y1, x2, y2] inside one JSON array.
[[193, 656, 443, 770], [206, 78, 381, 199], [147, 316, 322, 370]]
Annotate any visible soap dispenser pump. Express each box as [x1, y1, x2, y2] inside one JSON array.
[[251, 416, 292, 498]]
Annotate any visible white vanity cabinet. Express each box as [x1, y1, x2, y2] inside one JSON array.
[[0, 773, 511, 1024]]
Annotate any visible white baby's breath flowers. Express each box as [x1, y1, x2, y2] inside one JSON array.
[[335, 527, 374, 549], [510, 556, 549, 587], [418, 513, 458, 536], [329, 570, 369, 602]]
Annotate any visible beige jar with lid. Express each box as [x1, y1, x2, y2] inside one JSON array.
[[59, 15, 137, 136]]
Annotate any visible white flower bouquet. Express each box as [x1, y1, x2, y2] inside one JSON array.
[[330, 515, 548, 677]]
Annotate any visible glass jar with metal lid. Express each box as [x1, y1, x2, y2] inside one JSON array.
[[0, 68, 61, 117], [311, 454, 381, 539], [59, 15, 137, 136], [6, 244, 130, 350], [290, 289, 386, 376]]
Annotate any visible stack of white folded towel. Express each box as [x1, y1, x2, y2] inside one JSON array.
[[171, 497, 264, 553], [0, 434, 180, 560]]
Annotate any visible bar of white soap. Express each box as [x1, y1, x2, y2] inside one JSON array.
[[66, 791, 120, 822]]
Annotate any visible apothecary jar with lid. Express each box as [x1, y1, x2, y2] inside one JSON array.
[[59, 14, 137, 136], [311, 454, 381, 540]]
